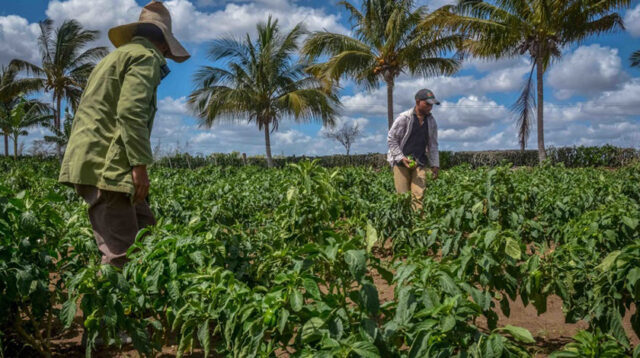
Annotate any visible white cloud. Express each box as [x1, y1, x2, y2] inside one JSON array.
[[463, 56, 528, 72], [0, 15, 41, 66], [157, 96, 190, 116], [437, 96, 510, 129], [45, 0, 347, 50], [46, 0, 140, 48], [625, 4, 640, 37], [418, 0, 457, 10], [167, 0, 348, 42], [339, 63, 530, 118], [544, 78, 640, 129], [548, 44, 628, 100]]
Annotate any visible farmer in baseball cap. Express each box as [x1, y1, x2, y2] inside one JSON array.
[[386, 88, 441, 211]]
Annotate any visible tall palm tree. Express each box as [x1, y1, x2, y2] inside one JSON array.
[[439, 0, 630, 161], [631, 50, 640, 68], [0, 64, 43, 156], [302, 0, 461, 129], [10, 19, 107, 157], [188, 17, 341, 167], [1, 98, 52, 160]]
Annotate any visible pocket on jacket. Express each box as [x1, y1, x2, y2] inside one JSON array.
[[102, 133, 131, 183]]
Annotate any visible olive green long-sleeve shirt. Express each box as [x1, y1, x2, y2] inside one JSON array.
[[59, 36, 166, 195]]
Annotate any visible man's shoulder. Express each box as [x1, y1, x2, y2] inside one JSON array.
[[393, 108, 413, 125], [399, 108, 414, 118], [115, 41, 162, 64]]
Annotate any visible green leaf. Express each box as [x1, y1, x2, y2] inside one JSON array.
[[504, 237, 521, 260], [609, 310, 630, 347], [627, 268, 640, 289], [440, 315, 456, 332], [351, 340, 379, 358], [344, 249, 366, 281], [290, 289, 303, 312], [365, 221, 378, 253], [360, 283, 380, 315], [499, 325, 535, 343], [622, 216, 638, 230], [301, 317, 324, 343], [303, 278, 321, 300], [197, 320, 210, 357], [408, 330, 429, 358], [484, 230, 498, 247], [168, 280, 181, 302], [486, 334, 505, 356], [60, 299, 77, 328], [500, 296, 510, 317], [597, 250, 621, 271], [278, 308, 290, 334], [438, 272, 461, 296]]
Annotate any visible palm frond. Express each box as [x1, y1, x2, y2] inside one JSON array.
[[38, 19, 54, 65], [511, 62, 536, 151], [339, 0, 364, 26], [9, 59, 45, 78], [408, 57, 460, 77], [302, 32, 372, 60], [68, 46, 109, 70]]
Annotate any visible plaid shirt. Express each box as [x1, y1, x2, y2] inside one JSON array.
[[387, 107, 439, 168]]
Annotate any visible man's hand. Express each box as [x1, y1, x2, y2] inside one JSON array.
[[132, 165, 150, 203], [431, 167, 439, 180], [401, 157, 411, 168]]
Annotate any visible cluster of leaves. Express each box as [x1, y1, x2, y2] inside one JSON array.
[[1, 157, 640, 357]]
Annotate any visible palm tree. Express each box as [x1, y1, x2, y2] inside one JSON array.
[[0, 64, 43, 156], [188, 17, 341, 167], [1, 98, 52, 160], [302, 0, 461, 129], [43, 107, 74, 155], [10, 19, 107, 157], [631, 50, 640, 68], [440, 0, 630, 161]]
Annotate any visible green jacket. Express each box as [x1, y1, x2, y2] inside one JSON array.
[[59, 37, 166, 195]]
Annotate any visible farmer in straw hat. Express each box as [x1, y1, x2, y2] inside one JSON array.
[[59, 1, 190, 268]]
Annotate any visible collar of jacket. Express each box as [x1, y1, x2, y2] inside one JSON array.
[[130, 36, 168, 67]]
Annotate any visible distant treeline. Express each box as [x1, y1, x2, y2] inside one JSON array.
[[150, 145, 640, 170]]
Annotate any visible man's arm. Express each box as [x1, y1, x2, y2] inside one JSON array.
[[387, 115, 407, 160], [117, 53, 159, 167], [116, 53, 160, 201], [428, 116, 439, 178]]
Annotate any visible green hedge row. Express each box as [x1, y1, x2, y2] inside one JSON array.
[[153, 145, 639, 170]]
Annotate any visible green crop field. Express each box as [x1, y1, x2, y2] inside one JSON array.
[[2, 158, 640, 357]]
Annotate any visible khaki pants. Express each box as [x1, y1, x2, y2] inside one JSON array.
[[393, 165, 427, 210], [75, 184, 156, 268]]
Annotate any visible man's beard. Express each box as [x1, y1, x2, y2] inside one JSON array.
[[417, 107, 431, 116]]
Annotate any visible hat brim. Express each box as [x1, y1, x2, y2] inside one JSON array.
[[108, 21, 190, 63]]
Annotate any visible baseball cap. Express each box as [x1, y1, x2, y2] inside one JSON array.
[[415, 89, 440, 105]]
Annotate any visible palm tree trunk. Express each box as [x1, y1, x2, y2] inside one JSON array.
[[536, 56, 546, 163], [3, 134, 8, 157], [386, 77, 395, 129], [55, 95, 62, 159], [264, 122, 274, 168]]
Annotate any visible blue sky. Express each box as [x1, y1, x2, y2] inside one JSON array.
[[1, 0, 640, 157]]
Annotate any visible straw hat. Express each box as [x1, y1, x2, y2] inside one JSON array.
[[108, 1, 190, 63]]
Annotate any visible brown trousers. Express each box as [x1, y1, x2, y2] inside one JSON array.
[[393, 165, 427, 210], [75, 184, 156, 268]]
